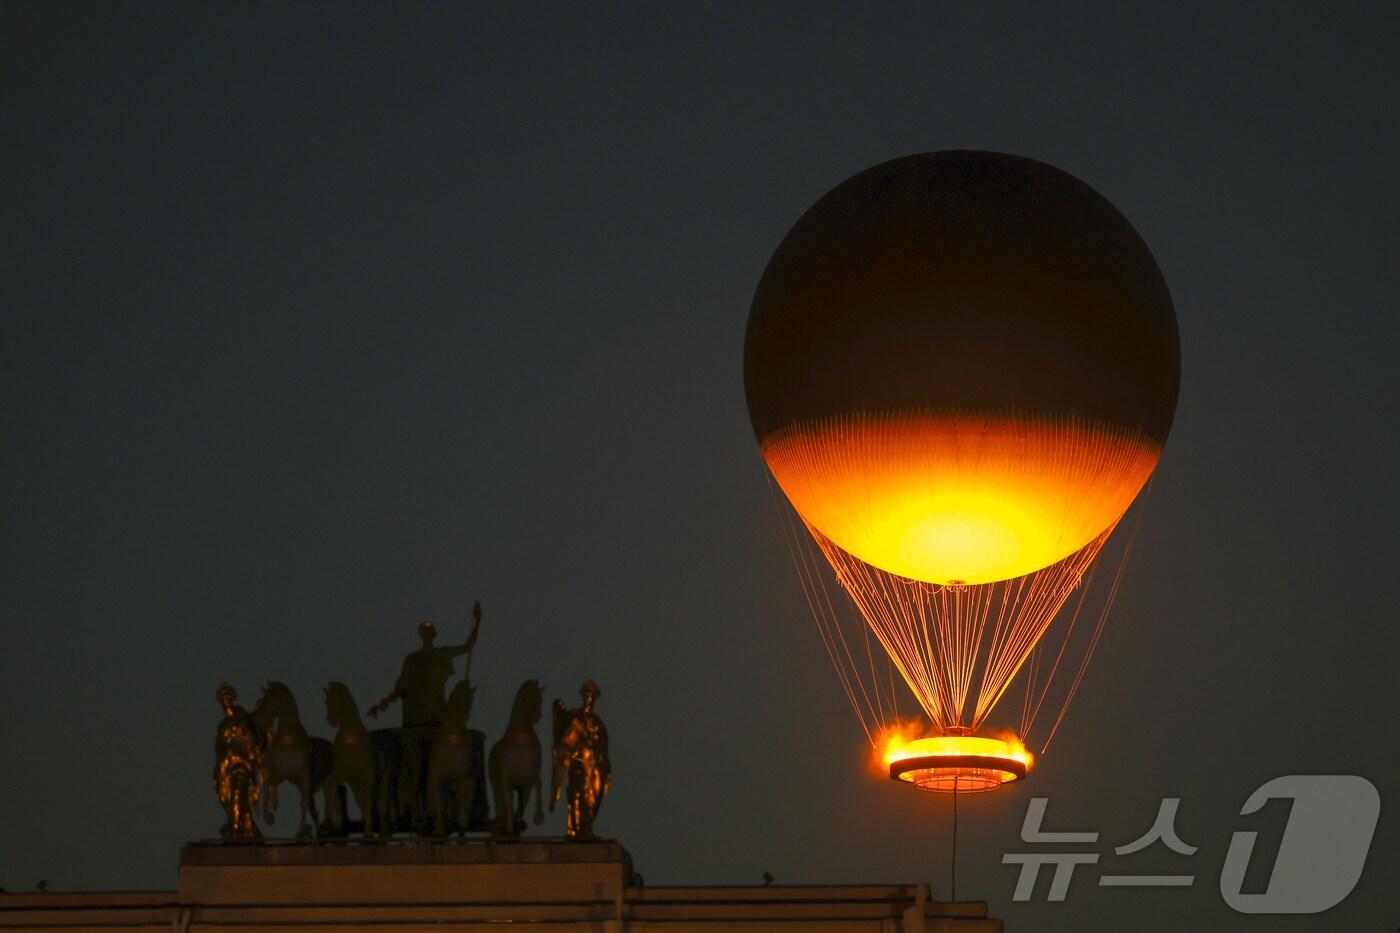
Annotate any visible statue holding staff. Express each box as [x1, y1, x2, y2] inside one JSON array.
[[369, 601, 482, 727], [368, 601, 483, 829]]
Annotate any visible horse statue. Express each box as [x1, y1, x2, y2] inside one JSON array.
[[488, 679, 545, 837], [252, 681, 332, 839], [323, 681, 401, 836], [426, 679, 477, 836]]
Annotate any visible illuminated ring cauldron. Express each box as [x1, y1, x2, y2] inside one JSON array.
[[887, 735, 1029, 793]]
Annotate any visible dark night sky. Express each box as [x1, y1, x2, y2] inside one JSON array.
[[3, 4, 1397, 930]]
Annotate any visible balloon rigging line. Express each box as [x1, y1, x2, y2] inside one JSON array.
[[1020, 644, 1042, 738], [812, 525, 1108, 735], [766, 469, 893, 743], [1020, 563, 1098, 739], [1041, 482, 1151, 755], [765, 470, 863, 728]]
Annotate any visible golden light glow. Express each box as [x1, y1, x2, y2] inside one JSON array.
[[883, 733, 1034, 770], [870, 720, 926, 777], [883, 731, 1033, 793], [762, 412, 1160, 584]]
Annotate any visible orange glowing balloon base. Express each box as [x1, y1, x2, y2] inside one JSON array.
[[886, 735, 1031, 793], [761, 413, 1160, 585]]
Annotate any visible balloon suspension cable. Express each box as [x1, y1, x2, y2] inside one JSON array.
[[765, 467, 898, 743], [811, 522, 1109, 736], [1037, 480, 1152, 755], [950, 784, 959, 902]]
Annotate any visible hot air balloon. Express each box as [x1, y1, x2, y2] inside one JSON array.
[[745, 151, 1179, 792]]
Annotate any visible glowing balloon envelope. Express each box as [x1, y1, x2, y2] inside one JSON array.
[[745, 151, 1180, 585]]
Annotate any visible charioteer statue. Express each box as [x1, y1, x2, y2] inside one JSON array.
[[551, 680, 611, 839], [359, 602, 483, 831], [370, 601, 482, 727]]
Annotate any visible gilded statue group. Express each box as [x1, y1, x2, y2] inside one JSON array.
[[212, 602, 611, 843]]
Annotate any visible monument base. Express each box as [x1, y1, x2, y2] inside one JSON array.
[[180, 836, 633, 908], [3, 839, 1002, 932]]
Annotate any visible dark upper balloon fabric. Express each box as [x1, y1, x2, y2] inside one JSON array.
[[744, 150, 1180, 445]]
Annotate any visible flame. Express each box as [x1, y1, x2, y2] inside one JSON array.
[[995, 732, 1034, 772], [879, 727, 1034, 792], [884, 731, 1033, 768], [872, 719, 928, 775]]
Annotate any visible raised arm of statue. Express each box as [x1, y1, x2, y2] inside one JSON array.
[[449, 601, 482, 658]]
